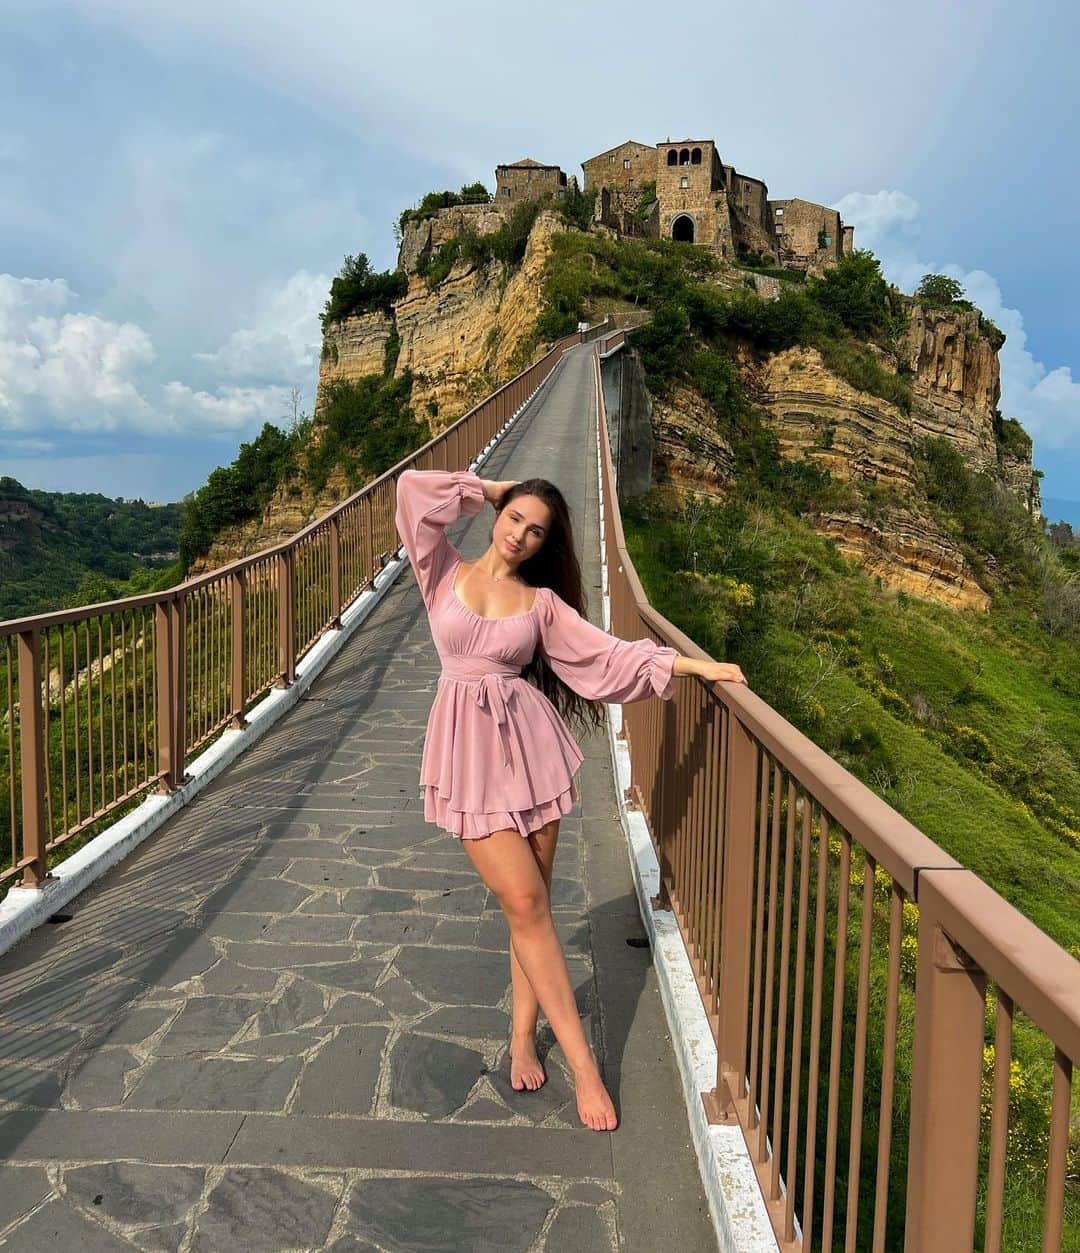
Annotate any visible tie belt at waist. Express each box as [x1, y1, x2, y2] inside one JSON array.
[[439, 658, 524, 768]]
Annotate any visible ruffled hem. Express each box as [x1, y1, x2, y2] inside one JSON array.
[[422, 778, 580, 840]]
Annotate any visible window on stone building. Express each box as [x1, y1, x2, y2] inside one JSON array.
[[628, 178, 635, 187], [667, 149, 678, 166], [608, 155, 615, 163], [679, 148, 690, 165], [691, 148, 702, 164], [775, 207, 784, 216], [680, 175, 689, 189], [623, 159, 631, 168]]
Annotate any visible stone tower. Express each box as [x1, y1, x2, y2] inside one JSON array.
[[654, 140, 733, 255]]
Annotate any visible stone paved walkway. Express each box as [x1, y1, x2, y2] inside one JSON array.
[[0, 347, 717, 1251]]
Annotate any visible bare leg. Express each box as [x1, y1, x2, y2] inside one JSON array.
[[463, 827, 617, 1132], [508, 820, 559, 1090]]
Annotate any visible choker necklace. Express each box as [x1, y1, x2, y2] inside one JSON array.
[[474, 562, 518, 583]]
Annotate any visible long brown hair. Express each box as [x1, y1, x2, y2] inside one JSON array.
[[492, 478, 606, 738]]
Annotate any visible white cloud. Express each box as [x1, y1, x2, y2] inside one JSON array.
[[160, 380, 293, 433], [836, 191, 1080, 454], [0, 271, 315, 438], [195, 268, 329, 383], [0, 275, 156, 431]]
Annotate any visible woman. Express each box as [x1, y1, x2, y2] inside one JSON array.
[[394, 468, 747, 1133]]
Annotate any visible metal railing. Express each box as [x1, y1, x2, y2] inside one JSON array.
[[592, 338, 1078, 1251], [0, 328, 586, 892]]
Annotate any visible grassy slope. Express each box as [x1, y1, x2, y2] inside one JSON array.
[[622, 497, 1080, 950]]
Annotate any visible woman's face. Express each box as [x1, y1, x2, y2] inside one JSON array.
[[493, 493, 552, 569]]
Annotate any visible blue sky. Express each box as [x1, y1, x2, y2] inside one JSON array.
[[2, 0, 1078, 515]]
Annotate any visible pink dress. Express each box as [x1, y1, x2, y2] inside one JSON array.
[[394, 469, 679, 840]]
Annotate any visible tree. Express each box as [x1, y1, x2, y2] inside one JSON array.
[[321, 254, 407, 328], [915, 273, 966, 307], [806, 249, 891, 337]]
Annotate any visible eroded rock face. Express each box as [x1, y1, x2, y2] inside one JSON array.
[[192, 212, 560, 573], [903, 303, 1002, 473], [650, 302, 1042, 609], [758, 347, 917, 488], [394, 209, 561, 423], [189, 469, 353, 575], [319, 311, 393, 391], [650, 383, 736, 496], [815, 508, 990, 612], [397, 203, 510, 275]]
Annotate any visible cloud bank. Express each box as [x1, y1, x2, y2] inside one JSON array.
[[0, 267, 327, 440]]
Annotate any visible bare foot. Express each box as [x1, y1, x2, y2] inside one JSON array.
[[509, 1033, 546, 1091], [572, 1050, 618, 1131]]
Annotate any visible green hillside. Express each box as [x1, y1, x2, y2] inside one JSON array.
[[0, 477, 183, 620]]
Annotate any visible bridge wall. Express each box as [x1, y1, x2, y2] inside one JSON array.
[[600, 344, 653, 498]]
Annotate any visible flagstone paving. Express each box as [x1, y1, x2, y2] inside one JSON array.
[[0, 348, 716, 1251]]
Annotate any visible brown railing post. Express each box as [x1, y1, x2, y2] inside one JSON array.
[[363, 495, 375, 589], [329, 516, 342, 628], [174, 595, 187, 773], [16, 628, 47, 887], [154, 597, 178, 791], [903, 887, 987, 1251], [710, 713, 759, 1118], [275, 549, 296, 688], [229, 571, 247, 730]]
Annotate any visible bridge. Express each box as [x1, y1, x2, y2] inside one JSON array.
[[0, 330, 1076, 1251]]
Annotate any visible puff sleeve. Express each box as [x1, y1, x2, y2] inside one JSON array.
[[536, 587, 678, 703], [394, 469, 486, 609]]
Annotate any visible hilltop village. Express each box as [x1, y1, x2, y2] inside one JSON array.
[[490, 137, 851, 275]]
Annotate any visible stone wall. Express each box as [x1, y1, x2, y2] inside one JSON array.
[[595, 186, 659, 239], [397, 203, 509, 274], [601, 345, 655, 498]]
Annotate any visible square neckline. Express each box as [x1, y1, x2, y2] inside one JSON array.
[[450, 557, 541, 623]]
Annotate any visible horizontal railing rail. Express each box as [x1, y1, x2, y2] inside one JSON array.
[[592, 344, 1079, 1251], [0, 326, 588, 892]]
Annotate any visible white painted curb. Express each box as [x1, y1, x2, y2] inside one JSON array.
[[594, 395, 778, 1251], [0, 357, 568, 959]]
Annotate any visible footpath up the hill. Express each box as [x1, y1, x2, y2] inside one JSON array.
[[0, 346, 717, 1252]]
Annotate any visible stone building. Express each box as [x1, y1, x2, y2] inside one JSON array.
[[767, 198, 854, 272], [581, 140, 658, 193], [495, 158, 570, 203], [579, 137, 853, 270]]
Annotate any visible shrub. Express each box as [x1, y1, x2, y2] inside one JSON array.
[[556, 185, 598, 231], [179, 423, 299, 567], [398, 184, 492, 234], [806, 249, 894, 338], [321, 254, 407, 328], [307, 374, 426, 493]]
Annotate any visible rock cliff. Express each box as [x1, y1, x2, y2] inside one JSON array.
[[192, 209, 560, 572], [652, 303, 1038, 610]]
